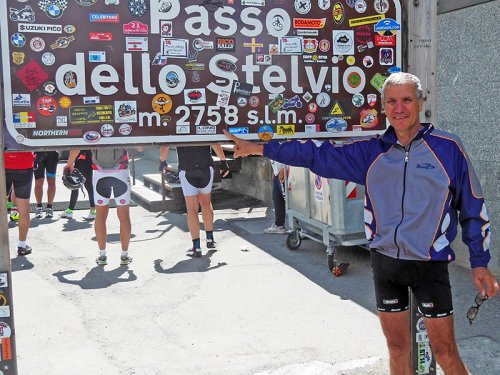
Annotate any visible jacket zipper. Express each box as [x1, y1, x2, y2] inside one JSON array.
[[394, 144, 411, 258]]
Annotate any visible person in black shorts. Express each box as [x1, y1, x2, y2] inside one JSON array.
[[159, 145, 230, 258], [33, 151, 59, 218], [224, 73, 498, 374], [59, 150, 96, 221], [4, 152, 35, 255]]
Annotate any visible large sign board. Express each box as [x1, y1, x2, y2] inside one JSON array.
[[1, 0, 402, 150]]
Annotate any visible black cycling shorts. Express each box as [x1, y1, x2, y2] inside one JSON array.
[[6, 168, 33, 199], [34, 151, 59, 179], [370, 250, 453, 318]]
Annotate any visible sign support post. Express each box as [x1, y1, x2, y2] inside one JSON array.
[[0, 97, 19, 373], [405, 1, 438, 374]]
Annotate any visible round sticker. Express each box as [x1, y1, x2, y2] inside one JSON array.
[[64, 25, 76, 34], [119, 124, 133, 136], [37, 96, 58, 116], [347, 72, 362, 88], [249, 96, 260, 108], [152, 94, 172, 114], [237, 97, 248, 107], [352, 93, 365, 107], [305, 113, 315, 123], [354, 0, 367, 13], [43, 81, 58, 96], [308, 102, 318, 113], [258, 125, 274, 141], [83, 131, 101, 143], [363, 55, 374, 68], [316, 92, 331, 108], [346, 56, 355, 66], [375, 0, 390, 14], [11, 33, 26, 47], [30, 37, 45, 52], [165, 71, 179, 88], [101, 124, 114, 137], [42, 52, 56, 66], [318, 0, 331, 11], [59, 96, 72, 109], [295, 0, 311, 14], [319, 39, 330, 52]]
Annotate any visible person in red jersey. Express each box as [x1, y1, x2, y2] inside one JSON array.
[[4, 151, 35, 255]]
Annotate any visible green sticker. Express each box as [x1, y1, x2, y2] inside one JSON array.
[[370, 73, 387, 93]]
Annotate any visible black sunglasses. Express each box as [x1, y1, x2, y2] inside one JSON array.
[[466, 292, 489, 325]]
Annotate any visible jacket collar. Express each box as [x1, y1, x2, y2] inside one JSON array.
[[381, 123, 434, 145]]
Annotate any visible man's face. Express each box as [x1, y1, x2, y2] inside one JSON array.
[[383, 83, 423, 135]]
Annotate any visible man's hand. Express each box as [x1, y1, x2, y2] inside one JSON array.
[[220, 160, 232, 178], [472, 267, 499, 298], [159, 159, 168, 173], [223, 129, 265, 158]]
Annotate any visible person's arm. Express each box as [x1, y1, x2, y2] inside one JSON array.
[[211, 144, 231, 178], [159, 146, 169, 172], [223, 129, 370, 184], [277, 165, 285, 182], [222, 130, 264, 157], [64, 149, 81, 172], [452, 143, 499, 298]]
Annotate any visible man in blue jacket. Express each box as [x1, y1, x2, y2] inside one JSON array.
[[224, 72, 498, 374]]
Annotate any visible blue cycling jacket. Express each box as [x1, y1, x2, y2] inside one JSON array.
[[264, 123, 491, 268]]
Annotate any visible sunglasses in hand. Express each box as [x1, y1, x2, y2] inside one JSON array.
[[467, 292, 489, 325]]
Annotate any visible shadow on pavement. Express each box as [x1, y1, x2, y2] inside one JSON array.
[[52, 266, 137, 289], [61, 219, 94, 232], [154, 249, 227, 274], [11, 256, 35, 272]]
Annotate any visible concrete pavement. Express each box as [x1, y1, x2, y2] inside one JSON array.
[[7, 159, 500, 374]]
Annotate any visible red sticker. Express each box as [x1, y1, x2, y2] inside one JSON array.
[[2, 337, 12, 360], [16, 60, 49, 92], [37, 96, 58, 116]]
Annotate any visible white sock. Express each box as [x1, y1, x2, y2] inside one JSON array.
[[18, 241, 26, 248], [100, 250, 107, 257], [121, 251, 128, 257]]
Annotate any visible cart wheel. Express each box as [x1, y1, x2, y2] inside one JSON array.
[[286, 231, 301, 250], [332, 263, 350, 277]]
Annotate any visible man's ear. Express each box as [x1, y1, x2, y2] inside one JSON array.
[[419, 96, 426, 112]]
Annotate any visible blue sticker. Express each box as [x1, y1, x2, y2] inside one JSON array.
[[325, 118, 348, 133]]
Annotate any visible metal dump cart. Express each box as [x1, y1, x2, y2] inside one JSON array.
[[285, 165, 368, 271]]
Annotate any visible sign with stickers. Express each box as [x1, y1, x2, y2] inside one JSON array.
[[0, 0, 402, 149]]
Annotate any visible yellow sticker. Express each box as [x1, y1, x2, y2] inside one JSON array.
[[349, 14, 385, 27], [152, 94, 173, 114], [59, 96, 72, 109], [330, 100, 344, 116]]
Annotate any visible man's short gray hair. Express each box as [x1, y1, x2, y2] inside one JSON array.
[[381, 72, 423, 101]]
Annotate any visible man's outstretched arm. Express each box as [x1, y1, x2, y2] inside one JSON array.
[[222, 130, 264, 157]]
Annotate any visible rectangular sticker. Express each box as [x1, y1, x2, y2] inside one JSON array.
[[69, 105, 113, 124], [161, 38, 188, 58], [278, 37, 303, 55]]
